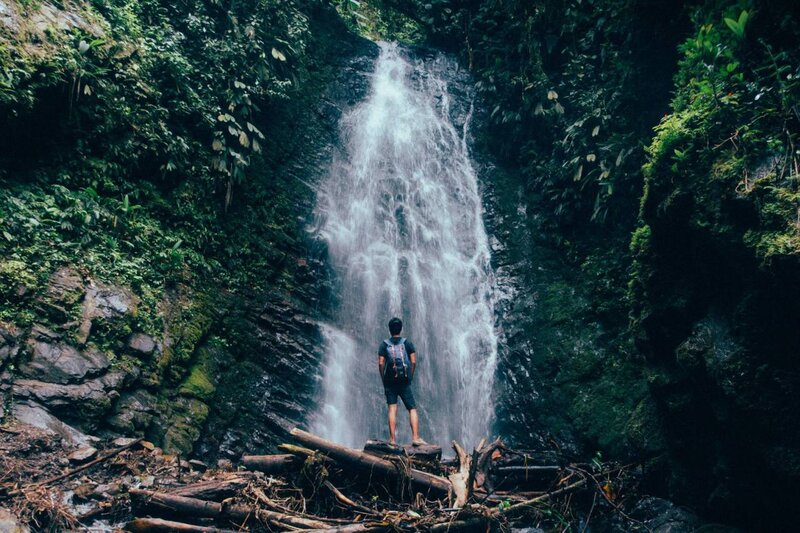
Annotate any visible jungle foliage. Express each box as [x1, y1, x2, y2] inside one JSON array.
[[0, 0, 334, 327]]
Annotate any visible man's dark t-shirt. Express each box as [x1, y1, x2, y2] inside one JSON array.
[[378, 337, 415, 383]]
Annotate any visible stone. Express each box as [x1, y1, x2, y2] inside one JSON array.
[[29, 324, 61, 341], [85, 281, 139, 319], [630, 497, 700, 533], [127, 333, 156, 356], [0, 506, 29, 533], [92, 482, 122, 498], [217, 458, 233, 471], [77, 281, 140, 344], [20, 341, 110, 384], [0, 322, 20, 366], [68, 446, 98, 463], [113, 437, 139, 447], [188, 459, 207, 471], [13, 373, 124, 423], [12, 401, 93, 446], [0, 1, 20, 33], [107, 390, 158, 434], [72, 483, 95, 501], [46, 267, 84, 303]]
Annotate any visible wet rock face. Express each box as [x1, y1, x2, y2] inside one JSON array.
[[196, 41, 380, 459], [20, 341, 110, 384], [0, 265, 156, 448], [196, 298, 325, 456]]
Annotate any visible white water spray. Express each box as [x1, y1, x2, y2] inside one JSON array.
[[311, 43, 498, 450]]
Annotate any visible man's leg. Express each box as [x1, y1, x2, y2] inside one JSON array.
[[388, 404, 398, 444], [409, 408, 420, 442]]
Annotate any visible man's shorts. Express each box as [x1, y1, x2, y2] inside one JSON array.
[[383, 381, 416, 410]]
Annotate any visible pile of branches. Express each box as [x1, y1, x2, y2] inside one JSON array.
[[0, 424, 647, 531]]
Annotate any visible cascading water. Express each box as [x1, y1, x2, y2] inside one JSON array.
[[310, 42, 498, 450]]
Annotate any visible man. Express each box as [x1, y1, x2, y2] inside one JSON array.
[[378, 317, 426, 446]]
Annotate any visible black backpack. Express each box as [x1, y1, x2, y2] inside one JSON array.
[[383, 338, 411, 381]]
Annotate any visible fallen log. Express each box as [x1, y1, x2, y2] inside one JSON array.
[[130, 488, 221, 518], [304, 524, 390, 533], [229, 505, 332, 529], [241, 453, 301, 474], [125, 517, 239, 532], [169, 477, 250, 500], [130, 488, 335, 529], [289, 428, 452, 495], [363, 440, 442, 462]]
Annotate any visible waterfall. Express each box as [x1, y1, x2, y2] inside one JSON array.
[[310, 42, 498, 450]]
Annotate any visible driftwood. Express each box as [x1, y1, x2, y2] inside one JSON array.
[[241, 453, 301, 474], [290, 428, 452, 495], [125, 517, 239, 532], [447, 441, 472, 507]]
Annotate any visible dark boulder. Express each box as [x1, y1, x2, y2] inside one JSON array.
[[20, 340, 110, 384]]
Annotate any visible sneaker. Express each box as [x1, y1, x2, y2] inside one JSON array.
[[412, 438, 428, 446]]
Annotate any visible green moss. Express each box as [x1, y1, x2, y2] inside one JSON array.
[[179, 365, 216, 400], [162, 397, 210, 453], [625, 396, 666, 456], [0, 259, 37, 300]]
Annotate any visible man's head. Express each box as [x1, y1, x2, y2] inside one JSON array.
[[388, 317, 403, 336]]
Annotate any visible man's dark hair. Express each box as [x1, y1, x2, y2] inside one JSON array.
[[388, 317, 403, 335]]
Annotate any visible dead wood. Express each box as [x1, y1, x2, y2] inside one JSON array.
[[169, 476, 250, 500], [124, 517, 239, 532], [363, 440, 442, 462], [429, 516, 491, 532], [303, 524, 390, 533], [20, 438, 142, 493], [130, 488, 222, 518], [241, 453, 301, 474], [227, 503, 333, 529], [130, 488, 334, 529], [492, 478, 588, 516], [289, 428, 452, 495], [447, 441, 471, 508], [323, 480, 377, 515]]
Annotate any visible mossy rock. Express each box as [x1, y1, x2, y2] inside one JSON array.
[[626, 396, 666, 456], [179, 365, 215, 400], [162, 397, 209, 454]]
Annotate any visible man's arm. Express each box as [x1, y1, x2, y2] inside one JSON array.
[[378, 355, 385, 379], [409, 352, 416, 380]]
